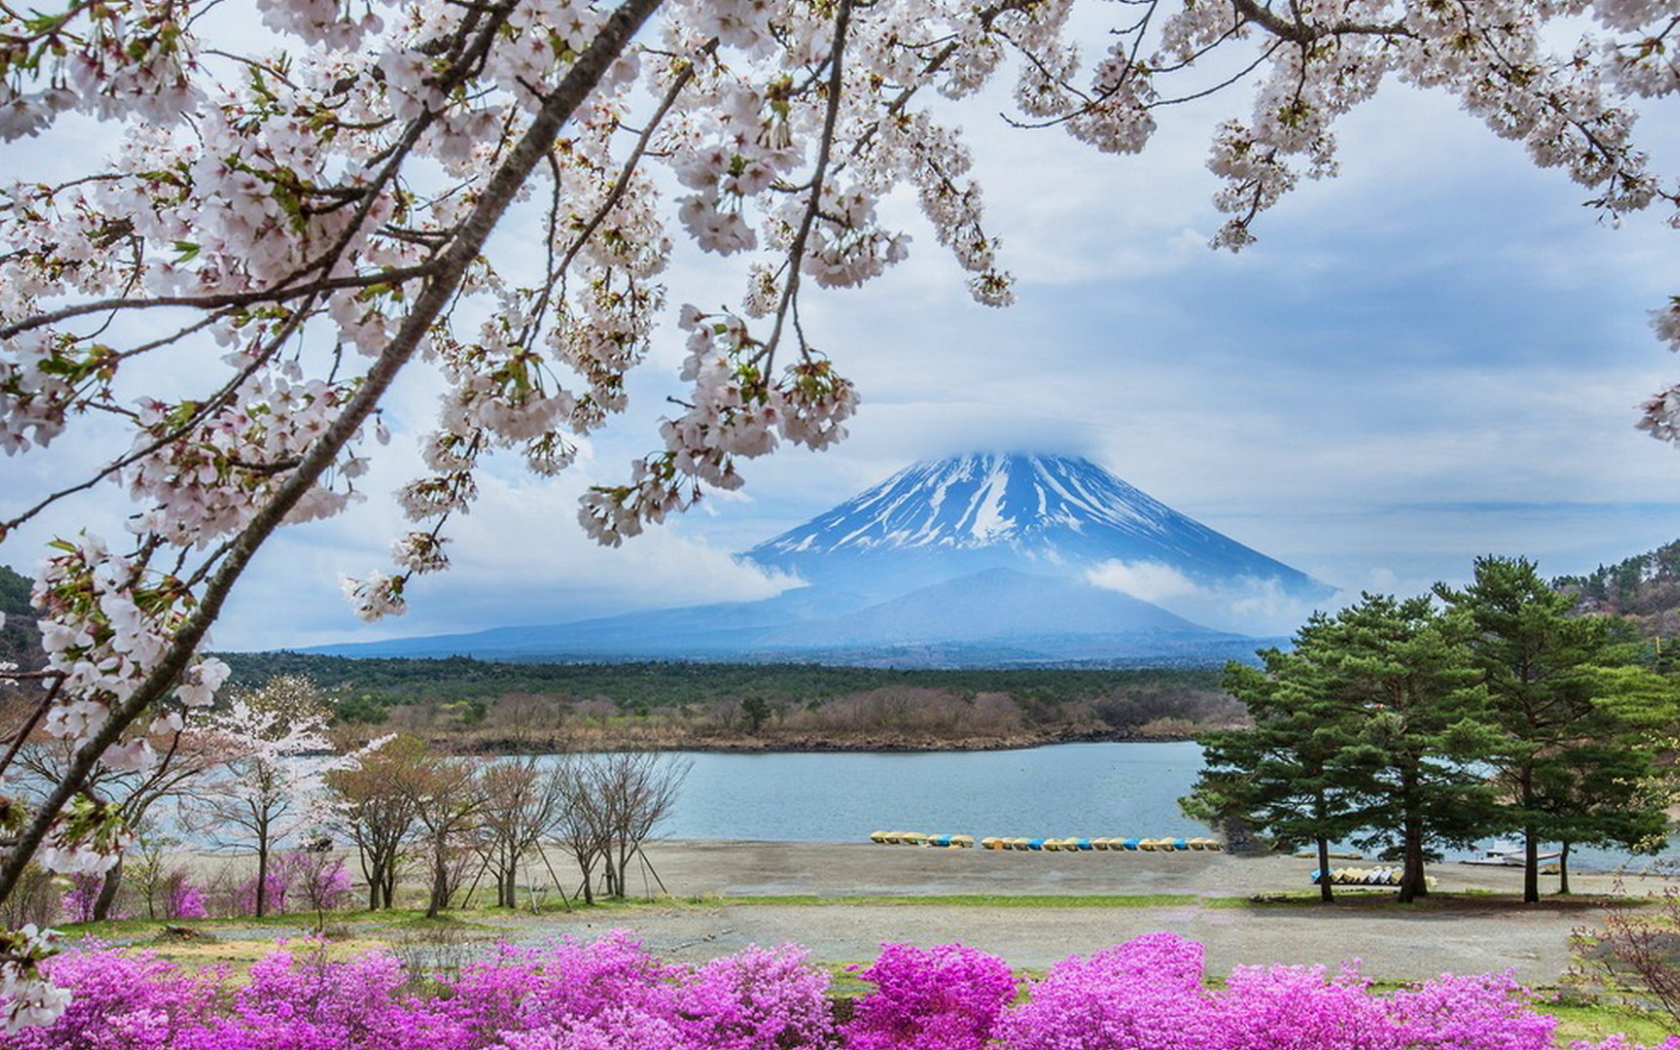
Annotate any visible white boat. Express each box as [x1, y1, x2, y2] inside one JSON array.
[[1461, 842, 1562, 866]]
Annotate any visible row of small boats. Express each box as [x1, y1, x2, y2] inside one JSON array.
[[868, 831, 1223, 852], [1312, 867, 1403, 886]]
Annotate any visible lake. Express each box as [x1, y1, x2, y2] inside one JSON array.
[[648, 741, 1210, 843], [584, 741, 1673, 872]]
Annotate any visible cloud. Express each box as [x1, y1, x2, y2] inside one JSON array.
[[8, 37, 1680, 656], [1083, 559, 1328, 636], [1084, 560, 1202, 603]]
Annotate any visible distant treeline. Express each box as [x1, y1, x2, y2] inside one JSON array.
[[1555, 538, 1680, 639], [216, 651, 1242, 751], [0, 564, 42, 672]]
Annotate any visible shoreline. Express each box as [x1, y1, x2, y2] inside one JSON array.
[[438, 729, 1208, 756]]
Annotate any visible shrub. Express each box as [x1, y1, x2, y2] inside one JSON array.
[[6, 931, 1680, 1050], [848, 943, 1014, 1050]]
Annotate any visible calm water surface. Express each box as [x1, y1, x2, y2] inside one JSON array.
[[562, 742, 1672, 871], [644, 741, 1215, 842]]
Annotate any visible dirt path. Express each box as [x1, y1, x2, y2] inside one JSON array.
[[495, 841, 1680, 985]]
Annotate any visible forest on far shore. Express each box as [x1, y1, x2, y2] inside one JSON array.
[[216, 651, 1242, 753]]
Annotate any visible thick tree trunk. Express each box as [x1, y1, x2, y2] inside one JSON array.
[[1521, 768, 1540, 904], [577, 856, 594, 904], [1316, 836, 1335, 903], [1523, 825, 1540, 904], [92, 855, 123, 921], [426, 836, 450, 918], [364, 860, 384, 907], [1398, 801, 1428, 903], [255, 843, 270, 917]]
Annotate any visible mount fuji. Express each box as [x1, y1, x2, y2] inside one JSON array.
[[306, 453, 1333, 667], [745, 453, 1325, 608]]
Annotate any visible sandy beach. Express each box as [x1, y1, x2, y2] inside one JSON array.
[[468, 840, 1680, 986]]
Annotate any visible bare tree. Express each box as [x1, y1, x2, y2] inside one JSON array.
[[323, 735, 424, 910], [18, 724, 221, 920], [407, 756, 487, 918], [551, 753, 688, 902], [474, 758, 567, 909]]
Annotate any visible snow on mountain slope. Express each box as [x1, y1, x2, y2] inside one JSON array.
[[304, 451, 1326, 663], [745, 453, 1329, 612]]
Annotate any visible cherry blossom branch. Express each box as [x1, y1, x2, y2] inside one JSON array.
[[1, 302, 308, 537], [0, 675, 64, 784], [553, 46, 705, 282], [0, 266, 430, 340], [766, 0, 855, 360], [1229, 0, 1407, 43], [0, 0, 666, 909]]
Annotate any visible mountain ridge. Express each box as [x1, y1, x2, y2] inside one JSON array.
[[303, 451, 1327, 667]]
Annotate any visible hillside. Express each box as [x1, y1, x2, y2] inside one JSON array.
[[219, 652, 1245, 751], [1554, 539, 1680, 638], [0, 564, 41, 673]]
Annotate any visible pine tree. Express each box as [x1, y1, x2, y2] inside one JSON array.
[[1306, 594, 1499, 903], [1186, 641, 1369, 901], [1438, 556, 1676, 902]]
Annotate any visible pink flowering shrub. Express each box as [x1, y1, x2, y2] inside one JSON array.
[[229, 853, 355, 918], [166, 874, 209, 920], [996, 932, 1217, 1050], [233, 870, 292, 918], [1386, 972, 1558, 1050], [57, 876, 103, 925], [201, 942, 413, 1050], [7, 931, 1680, 1050], [6, 945, 221, 1050], [1213, 963, 1398, 1050], [848, 943, 1015, 1050], [679, 944, 836, 1050], [492, 1005, 688, 1050], [431, 930, 680, 1044]]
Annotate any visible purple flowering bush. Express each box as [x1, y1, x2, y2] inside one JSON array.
[[6, 931, 1680, 1050], [166, 873, 210, 920], [996, 931, 1217, 1050], [57, 876, 102, 925], [4, 943, 222, 1050], [847, 943, 1015, 1050]]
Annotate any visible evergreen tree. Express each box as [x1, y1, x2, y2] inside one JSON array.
[[1185, 641, 1366, 902], [1437, 556, 1674, 902], [1309, 594, 1500, 903]]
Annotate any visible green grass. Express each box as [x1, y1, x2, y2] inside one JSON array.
[[1543, 1000, 1675, 1046]]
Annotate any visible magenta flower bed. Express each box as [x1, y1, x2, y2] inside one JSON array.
[[4, 931, 1676, 1050]]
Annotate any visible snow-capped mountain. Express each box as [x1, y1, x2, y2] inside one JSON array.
[[306, 452, 1327, 666], [745, 453, 1329, 627]]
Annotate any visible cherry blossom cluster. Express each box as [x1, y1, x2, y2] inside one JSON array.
[[9, 0, 1680, 1026], [0, 927, 67, 1035], [578, 304, 856, 544]]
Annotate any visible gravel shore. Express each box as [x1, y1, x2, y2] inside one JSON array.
[[504, 840, 1680, 985]]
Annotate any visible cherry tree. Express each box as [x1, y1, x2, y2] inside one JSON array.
[[179, 675, 339, 918], [3, 0, 1680, 1028]]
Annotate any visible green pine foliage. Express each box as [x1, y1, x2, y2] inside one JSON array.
[[1186, 563, 1677, 905], [1439, 556, 1677, 902]]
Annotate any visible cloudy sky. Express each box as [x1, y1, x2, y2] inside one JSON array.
[[7, 19, 1680, 651]]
